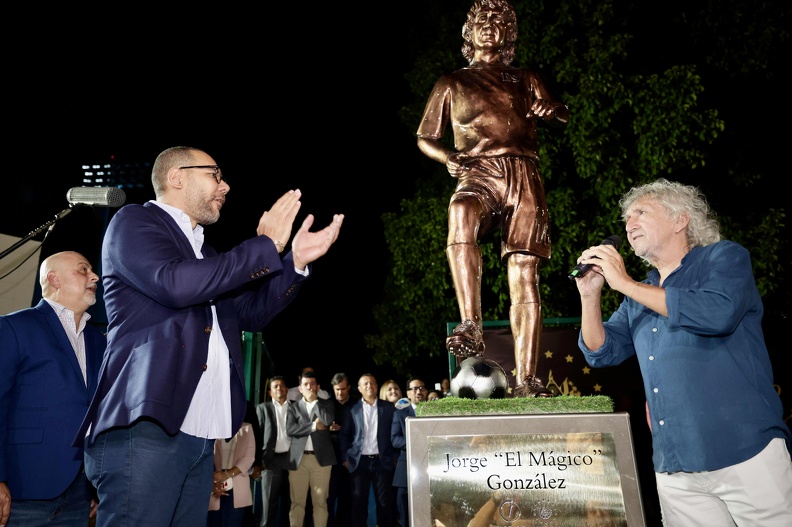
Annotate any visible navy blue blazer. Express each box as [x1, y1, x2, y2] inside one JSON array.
[[390, 405, 415, 488], [0, 300, 105, 499], [339, 398, 398, 473], [75, 202, 307, 446]]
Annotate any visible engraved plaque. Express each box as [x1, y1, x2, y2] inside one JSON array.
[[407, 413, 646, 526]]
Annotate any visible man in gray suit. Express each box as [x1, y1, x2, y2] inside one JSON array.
[[256, 376, 294, 527], [286, 370, 336, 527]]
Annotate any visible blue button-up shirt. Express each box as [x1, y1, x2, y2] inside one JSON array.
[[579, 240, 791, 473]]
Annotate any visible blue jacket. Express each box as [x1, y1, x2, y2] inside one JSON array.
[[391, 405, 415, 488], [0, 300, 105, 499], [339, 398, 398, 473], [75, 202, 306, 446]]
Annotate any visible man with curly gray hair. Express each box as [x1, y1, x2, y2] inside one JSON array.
[[574, 178, 792, 525]]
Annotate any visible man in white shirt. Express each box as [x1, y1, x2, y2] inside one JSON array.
[[339, 374, 398, 527], [256, 376, 294, 527], [286, 371, 336, 526], [77, 146, 345, 526], [0, 251, 104, 526]]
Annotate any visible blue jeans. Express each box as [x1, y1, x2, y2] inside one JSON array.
[[7, 471, 92, 527], [84, 419, 215, 527]]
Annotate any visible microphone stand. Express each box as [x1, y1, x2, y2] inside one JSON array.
[[0, 207, 75, 261]]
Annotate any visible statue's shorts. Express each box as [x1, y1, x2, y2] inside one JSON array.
[[450, 155, 551, 261]]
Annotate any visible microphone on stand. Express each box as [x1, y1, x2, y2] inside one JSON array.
[[1, 187, 126, 261], [66, 187, 126, 208]]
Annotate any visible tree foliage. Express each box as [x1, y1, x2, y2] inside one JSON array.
[[365, 0, 790, 375]]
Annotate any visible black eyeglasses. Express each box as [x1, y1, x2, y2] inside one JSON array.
[[408, 385, 427, 391], [179, 165, 225, 184]]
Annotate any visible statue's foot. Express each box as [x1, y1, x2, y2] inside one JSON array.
[[446, 319, 485, 358], [513, 375, 553, 398]]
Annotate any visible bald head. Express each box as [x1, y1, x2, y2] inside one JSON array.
[[40, 251, 99, 316]]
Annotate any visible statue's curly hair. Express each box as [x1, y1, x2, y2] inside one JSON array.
[[461, 0, 518, 66]]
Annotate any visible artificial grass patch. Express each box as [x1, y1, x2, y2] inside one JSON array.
[[415, 395, 613, 417]]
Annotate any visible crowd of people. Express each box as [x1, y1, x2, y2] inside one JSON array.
[[243, 368, 446, 527]]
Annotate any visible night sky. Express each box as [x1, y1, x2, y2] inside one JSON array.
[[2, 11, 440, 391], [4, 0, 790, 398]]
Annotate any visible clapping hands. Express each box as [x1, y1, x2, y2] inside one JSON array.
[[291, 213, 344, 270], [256, 189, 303, 252], [256, 189, 344, 270]]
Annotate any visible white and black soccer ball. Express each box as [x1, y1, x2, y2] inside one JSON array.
[[450, 357, 509, 399]]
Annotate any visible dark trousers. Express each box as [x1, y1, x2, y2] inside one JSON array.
[[349, 456, 394, 527], [254, 466, 291, 527], [327, 463, 353, 527], [208, 489, 248, 526], [396, 486, 409, 527], [7, 470, 93, 527]]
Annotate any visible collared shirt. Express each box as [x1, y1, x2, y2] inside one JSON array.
[[361, 400, 379, 455], [43, 298, 89, 385], [152, 201, 232, 440], [579, 240, 790, 473], [273, 399, 291, 454]]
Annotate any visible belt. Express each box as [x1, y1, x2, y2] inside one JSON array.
[[274, 451, 288, 456], [363, 454, 379, 459], [304, 450, 315, 455]]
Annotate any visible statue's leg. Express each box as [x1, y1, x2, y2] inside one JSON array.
[[445, 242, 484, 358], [445, 196, 486, 358], [507, 253, 552, 397]]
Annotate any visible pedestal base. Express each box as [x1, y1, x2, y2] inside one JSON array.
[[407, 412, 646, 526]]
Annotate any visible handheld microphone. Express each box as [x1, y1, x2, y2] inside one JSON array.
[[66, 186, 126, 208], [568, 235, 622, 280]]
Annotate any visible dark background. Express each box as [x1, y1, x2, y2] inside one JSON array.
[[3, 1, 789, 401], [2, 10, 437, 391], [2, 5, 789, 526]]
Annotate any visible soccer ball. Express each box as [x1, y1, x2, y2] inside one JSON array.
[[450, 357, 509, 399]]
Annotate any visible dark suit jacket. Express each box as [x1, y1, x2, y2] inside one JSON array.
[[256, 400, 295, 471], [391, 405, 415, 488], [0, 300, 105, 499], [75, 202, 306, 447], [339, 399, 398, 473], [330, 396, 356, 458], [286, 397, 336, 468]]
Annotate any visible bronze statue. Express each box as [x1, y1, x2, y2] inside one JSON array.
[[416, 0, 569, 397]]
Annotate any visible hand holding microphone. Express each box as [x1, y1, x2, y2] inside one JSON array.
[[568, 235, 622, 280]]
